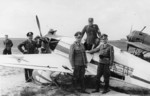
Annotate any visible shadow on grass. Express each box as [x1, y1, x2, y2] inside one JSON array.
[[20, 86, 77, 96], [20, 74, 150, 96], [110, 86, 150, 95]]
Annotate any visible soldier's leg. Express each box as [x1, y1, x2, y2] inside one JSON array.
[[24, 69, 29, 82], [72, 66, 79, 89], [93, 64, 104, 92], [7, 50, 11, 54], [25, 69, 32, 82], [84, 42, 92, 50], [103, 64, 111, 94], [87, 44, 93, 50], [3, 49, 7, 55], [78, 66, 89, 94], [28, 69, 33, 81], [79, 66, 86, 91]]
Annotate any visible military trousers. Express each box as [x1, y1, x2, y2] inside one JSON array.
[[24, 69, 33, 82], [95, 63, 110, 90], [73, 65, 86, 90], [84, 42, 93, 50], [3, 48, 12, 55]]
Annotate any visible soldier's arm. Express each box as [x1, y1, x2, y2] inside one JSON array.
[[83, 45, 88, 67], [69, 44, 75, 68], [87, 46, 100, 54], [3, 41, 5, 45], [10, 40, 13, 47], [96, 24, 101, 38], [81, 26, 86, 38], [18, 41, 26, 53], [84, 52, 88, 68], [110, 46, 114, 66], [3, 41, 6, 48]]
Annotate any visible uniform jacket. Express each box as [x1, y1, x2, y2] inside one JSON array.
[[69, 41, 87, 68], [18, 39, 41, 54], [3, 39, 13, 50], [90, 43, 114, 65], [82, 24, 100, 44]]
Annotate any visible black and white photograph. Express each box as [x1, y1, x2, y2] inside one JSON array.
[[0, 0, 150, 96]]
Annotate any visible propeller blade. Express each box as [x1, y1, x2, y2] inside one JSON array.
[[36, 15, 42, 37]]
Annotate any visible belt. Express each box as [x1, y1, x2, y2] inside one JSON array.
[[103, 57, 110, 59]]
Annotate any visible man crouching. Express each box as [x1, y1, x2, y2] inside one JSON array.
[[69, 31, 88, 93]]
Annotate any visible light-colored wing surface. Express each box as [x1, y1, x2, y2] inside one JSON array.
[[0, 53, 73, 73], [126, 41, 150, 52], [0, 52, 95, 75]]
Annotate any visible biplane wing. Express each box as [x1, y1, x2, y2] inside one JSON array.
[[126, 41, 150, 52]]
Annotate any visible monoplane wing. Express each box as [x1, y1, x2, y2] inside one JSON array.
[[0, 52, 96, 75], [0, 53, 73, 73], [126, 41, 150, 52]]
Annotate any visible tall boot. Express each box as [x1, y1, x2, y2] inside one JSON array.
[[102, 83, 110, 94], [72, 78, 78, 90], [92, 80, 100, 93]]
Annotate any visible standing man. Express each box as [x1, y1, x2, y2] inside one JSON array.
[[82, 18, 101, 50], [87, 34, 114, 94], [69, 32, 88, 93], [3, 35, 13, 55], [18, 32, 41, 82]]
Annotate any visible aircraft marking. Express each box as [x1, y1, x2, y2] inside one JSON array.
[[11, 56, 29, 63]]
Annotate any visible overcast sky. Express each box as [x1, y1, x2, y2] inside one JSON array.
[[0, 0, 150, 40]]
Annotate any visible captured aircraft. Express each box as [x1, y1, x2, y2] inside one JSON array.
[[0, 16, 150, 91], [126, 26, 150, 60]]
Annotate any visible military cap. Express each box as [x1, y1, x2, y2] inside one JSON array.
[[101, 34, 108, 40], [34, 35, 40, 40], [88, 18, 94, 22], [101, 34, 108, 38], [48, 29, 57, 34], [27, 32, 33, 36], [74, 31, 82, 37]]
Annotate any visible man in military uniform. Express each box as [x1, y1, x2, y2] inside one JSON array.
[[81, 18, 101, 50], [3, 35, 13, 55], [18, 32, 41, 82], [69, 32, 88, 93], [87, 34, 114, 94]]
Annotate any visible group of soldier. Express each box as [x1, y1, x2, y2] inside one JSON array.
[[3, 29, 56, 82], [3, 17, 114, 94], [69, 17, 114, 94]]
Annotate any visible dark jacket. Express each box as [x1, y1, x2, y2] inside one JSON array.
[[82, 24, 100, 44], [69, 41, 87, 68], [90, 43, 114, 65], [18, 39, 41, 54], [3, 39, 13, 50]]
